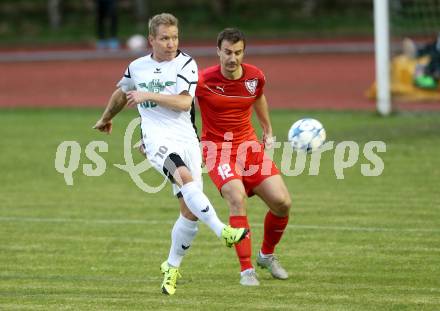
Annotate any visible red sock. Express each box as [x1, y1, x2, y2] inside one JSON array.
[[230, 215, 253, 271], [261, 211, 289, 255]]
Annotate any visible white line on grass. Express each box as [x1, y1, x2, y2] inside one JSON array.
[[1, 216, 439, 233]]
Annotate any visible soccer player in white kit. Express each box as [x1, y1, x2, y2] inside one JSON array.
[[93, 13, 248, 295]]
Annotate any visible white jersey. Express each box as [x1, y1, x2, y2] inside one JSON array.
[[117, 50, 199, 142]]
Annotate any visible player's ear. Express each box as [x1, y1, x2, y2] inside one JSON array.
[[148, 35, 154, 46], [216, 47, 221, 57]]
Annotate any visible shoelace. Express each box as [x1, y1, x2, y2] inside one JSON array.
[[223, 227, 235, 244], [263, 254, 275, 262], [263, 255, 280, 269], [269, 256, 286, 274], [243, 270, 258, 278], [166, 269, 181, 286], [270, 255, 281, 264]]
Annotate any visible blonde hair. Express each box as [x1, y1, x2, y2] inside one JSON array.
[[148, 13, 178, 37]]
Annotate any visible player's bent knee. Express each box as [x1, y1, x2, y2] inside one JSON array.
[[271, 195, 291, 217], [281, 197, 292, 215]]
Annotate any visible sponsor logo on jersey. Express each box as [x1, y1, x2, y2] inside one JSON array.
[[216, 85, 225, 93], [138, 80, 175, 89], [138, 80, 161, 108], [245, 78, 258, 95], [137, 80, 176, 108]]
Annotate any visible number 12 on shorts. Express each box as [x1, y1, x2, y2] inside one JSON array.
[[218, 163, 234, 180]]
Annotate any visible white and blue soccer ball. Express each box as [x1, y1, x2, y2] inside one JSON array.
[[288, 118, 326, 153]]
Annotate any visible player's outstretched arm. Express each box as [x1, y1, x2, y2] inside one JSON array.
[[93, 88, 128, 134], [254, 94, 275, 149], [126, 90, 192, 111]]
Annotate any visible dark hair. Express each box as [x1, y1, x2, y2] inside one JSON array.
[[216, 28, 246, 49]]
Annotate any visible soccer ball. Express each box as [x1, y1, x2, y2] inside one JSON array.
[[126, 34, 147, 52], [288, 118, 326, 153]]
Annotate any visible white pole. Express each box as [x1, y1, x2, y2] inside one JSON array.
[[374, 0, 392, 116]]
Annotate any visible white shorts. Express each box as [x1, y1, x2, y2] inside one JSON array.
[[141, 127, 203, 196]]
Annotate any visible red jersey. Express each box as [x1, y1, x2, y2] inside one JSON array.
[[196, 63, 265, 151]]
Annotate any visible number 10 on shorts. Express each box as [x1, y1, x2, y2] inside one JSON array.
[[218, 163, 234, 180]]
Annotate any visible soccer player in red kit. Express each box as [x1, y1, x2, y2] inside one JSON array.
[[196, 28, 292, 286]]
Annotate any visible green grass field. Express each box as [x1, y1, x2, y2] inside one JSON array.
[[1, 108, 439, 310]]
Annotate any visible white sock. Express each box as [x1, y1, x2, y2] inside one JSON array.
[[180, 181, 225, 237], [167, 214, 199, 268]]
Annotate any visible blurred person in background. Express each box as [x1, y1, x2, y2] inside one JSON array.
[[196, 28, 292, 286], [95, 0, 119, 50], [403, 33, 440, 89]]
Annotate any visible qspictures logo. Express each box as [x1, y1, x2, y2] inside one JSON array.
[[54, 117, 386, 193]]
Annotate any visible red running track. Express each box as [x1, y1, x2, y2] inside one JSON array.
[[0, 53, 438, 111]]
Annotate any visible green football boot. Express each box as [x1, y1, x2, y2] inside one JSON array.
[[221, 225, 249, 247], [160, 261, 181, 295]]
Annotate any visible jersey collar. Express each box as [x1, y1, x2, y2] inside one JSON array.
[[149, 50, 181, 63]]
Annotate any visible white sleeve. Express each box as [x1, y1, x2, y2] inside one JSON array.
[[116, 66, 136, 93], [177, 59, 198, 97]]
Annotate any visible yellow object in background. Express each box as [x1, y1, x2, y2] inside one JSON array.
[[367, 55, 440, 101]]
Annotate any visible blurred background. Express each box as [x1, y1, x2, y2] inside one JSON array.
[[1, 0, 377, 46], [0, 0, 438, 46], [1, 0, 440, 111]]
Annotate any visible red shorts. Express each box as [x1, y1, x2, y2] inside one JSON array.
[[203, 141, 279, 196]]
